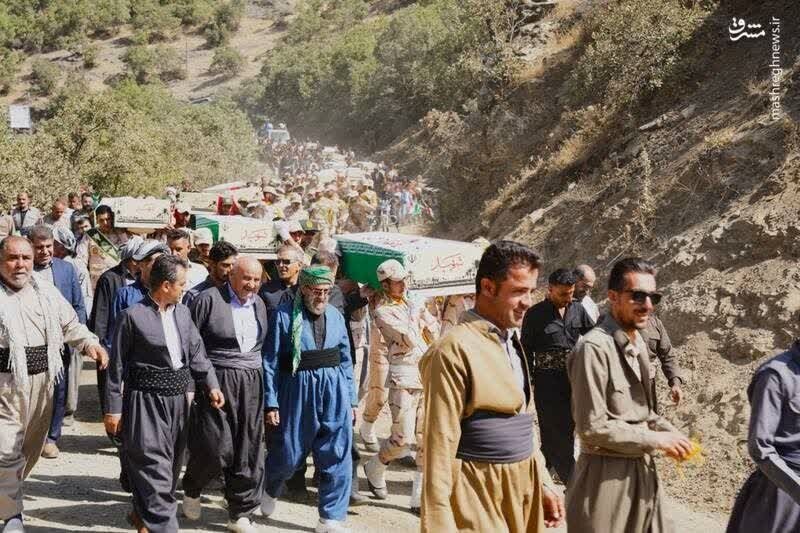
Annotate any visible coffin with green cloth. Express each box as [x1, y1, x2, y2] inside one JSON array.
[[191, 214, 278, 259], [334, 232, 484, 297], [99, 197, 171, 234]]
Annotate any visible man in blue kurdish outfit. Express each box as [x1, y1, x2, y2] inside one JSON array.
[[261, 265, 357, 533]]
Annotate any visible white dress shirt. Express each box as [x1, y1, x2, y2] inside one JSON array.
[[581, 294, 600, 323], [186, 261, 210, 291], [159, 305, 183, 370], [228, 285, 260, 353]]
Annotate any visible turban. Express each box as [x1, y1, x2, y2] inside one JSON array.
[[290, 266, 334, 375], [298, 265, 334, 287], [120, 235, 144, 262], [52, 227, 76, 255]]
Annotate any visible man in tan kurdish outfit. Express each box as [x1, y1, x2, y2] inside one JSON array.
[[567, 257, 692, 533], [420, 240, 564, 532], [0, 237, 108, 532]]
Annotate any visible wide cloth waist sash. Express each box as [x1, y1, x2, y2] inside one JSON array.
[[0, 345, 49, 375], [280, 347, 340, 373], [456, 411, 534, 464], [207, 348, 261, 370], [127, 366, 191, 396]]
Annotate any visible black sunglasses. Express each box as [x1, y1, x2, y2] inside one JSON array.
[[275, 259, 294, 266], [626, 290, 662, 306]]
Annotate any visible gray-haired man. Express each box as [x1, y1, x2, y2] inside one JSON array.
[[0, 236, 107, 532]]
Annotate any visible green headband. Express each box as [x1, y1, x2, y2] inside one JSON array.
[[298, 265, 334, 287]]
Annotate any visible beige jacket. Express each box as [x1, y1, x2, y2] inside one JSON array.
[[420, 312, 553, 532], [568, 314, 679, 457], [373, 293, 440, 389]]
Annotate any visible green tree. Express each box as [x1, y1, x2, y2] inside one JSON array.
[[31, 58, 60, 96], [204, 0, 245, 47], [0, 49, 21, 94], [131, 0, 181, 42], [123, 44, 157, 83], [209, 45, 244, 78]]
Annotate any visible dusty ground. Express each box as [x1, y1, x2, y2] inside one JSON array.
[[20, 360, 730, 532]]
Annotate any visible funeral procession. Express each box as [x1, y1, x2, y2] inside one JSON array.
[[0, 1, 797, 532]]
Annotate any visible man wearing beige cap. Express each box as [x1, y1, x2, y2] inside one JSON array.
[[284, 193, 309, 222], [262, 186, 285, 220], [363, 259, 439, 513], [191, 227, 214, 268]]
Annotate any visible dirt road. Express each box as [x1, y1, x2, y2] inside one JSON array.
[[22, 363, 730, 532]]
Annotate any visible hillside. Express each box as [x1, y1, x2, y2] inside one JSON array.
[[0, 0, 296, 207], [377, 0, 800, 512], [0, 1, 287, 106]]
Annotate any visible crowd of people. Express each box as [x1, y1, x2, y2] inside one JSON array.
[[0, 149, 795, 533]]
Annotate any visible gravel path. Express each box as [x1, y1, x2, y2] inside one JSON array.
[[21, 363, 729, 532]]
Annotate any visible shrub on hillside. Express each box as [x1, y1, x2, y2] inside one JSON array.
[[0, 81, 259, 201], [123, 44, 157, 83], [86, 0, 131, 36], [204, 0, 245, 47], [0, 49, 20, 94], [155, 45, 187, 82], [243, 0, 489, 148], [567, 0, 707, 108], [31, 58, 60, 96], [173, 0, 216, 26], [209, 46, 245, 78], [124, 44, 187, 83], [82, 43, 99, 69], [131, 0, 182, 42]]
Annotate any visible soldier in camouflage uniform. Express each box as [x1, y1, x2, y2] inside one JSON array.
[[363, 260, 440, 514], [77, 205, 130, 289], [359, 298, 389, 453]]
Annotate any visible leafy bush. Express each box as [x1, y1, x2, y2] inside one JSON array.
[[31, 58, 60, 96], [567, 0, 706, 108], [241, 0, 491, 148], [131, 0, 182, 42], [173, 0, 216, 26], [124, 44, 186, 83], [86, 0, 131, 36], [209, 45, 244, 77], [82, 43, 99, 69], [204, 0, 245, 47], [123, 44, 157, 83], [0, 49, 20, 94], [0, 80, 259, 202], [155, 45, 187, 81]]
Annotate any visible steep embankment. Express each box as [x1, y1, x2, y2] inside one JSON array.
[[382, 0, 800, 512]]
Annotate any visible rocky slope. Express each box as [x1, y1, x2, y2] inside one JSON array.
[[382, 0, 800, 512]]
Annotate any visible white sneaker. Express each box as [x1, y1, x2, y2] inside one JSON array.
[[409, 471, 422, 511], [182, 495, 202, 520], [316, 518, 350, 533], [359, 421, 379, 452], [260, 492, 277, 517], [226, 516, 259, 533], [2, 517, 23, 533], [363, 456, 388, 499]]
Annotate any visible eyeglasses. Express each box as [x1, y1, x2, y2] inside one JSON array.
[[275, 259, 294, 266], [625, 290, 662, 306], [308, 288, 330, 297]]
